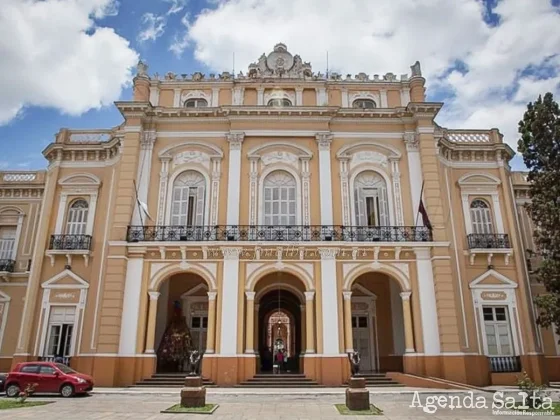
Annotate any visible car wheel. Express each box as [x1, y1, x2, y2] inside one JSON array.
[[60, 383, 74, 398], [6, 384, 20, 398]]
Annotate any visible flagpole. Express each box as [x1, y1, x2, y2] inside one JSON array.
[[415, 181, 425, 227], [133, 179, 144, 226]]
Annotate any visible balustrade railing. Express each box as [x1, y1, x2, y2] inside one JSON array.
[[467, 233, 510, 249], [49, 234, 92, 250], [489, 356, 521, 373], [0, 259, 15, 272], [126, 225, 433, 243]]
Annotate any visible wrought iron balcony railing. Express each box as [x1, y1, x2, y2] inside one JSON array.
[[0, 259, 15, 272], [49, 234, 92, 250], [467, 233, 510, 249], [489, 356, 521, 373], [126, 225, 433, 243]]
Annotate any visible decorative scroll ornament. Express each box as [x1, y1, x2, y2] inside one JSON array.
[[248, 43, 312, 78], [172, 151, 210, 169], [261, 151, 299, 167], [349, 151, 388, 169]]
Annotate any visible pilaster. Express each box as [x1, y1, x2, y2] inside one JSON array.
[[219, 247, 242, 355], [316, 133, 334, 225], [226, 132, 245, 226]]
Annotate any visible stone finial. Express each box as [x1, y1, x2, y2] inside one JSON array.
[[410, 61, 422, 77]]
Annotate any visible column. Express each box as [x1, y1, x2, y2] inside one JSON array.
[[319, 248, 340, 355], [132, 131, 156, 225], [254, 303, 259, 353], [316, 133, 334, 225], [245, 291, 255, 353], [315, 87, 327, 106], [257, 87, 265, 105], [300, 304, 306, 354], [145, 292, 160, 353], [219, 247, 242, 355], [341, 88, 349, 107], [304, 291, 316, 353], [149, 86, 160, 106], [400, 87, 410, 107], [54, 193, 69, 234], [173, 88, 181, 107], [118, 248, 146, 355], [414, 247, 441, 355], [404, 132, 423, 223], [295, 87, 303, 106], [343, 291, 353, 353], [400, 292, 415, 353], [226, 132, 244, 226], [206, 291, 217, 353], [211, 87, 220, 107]]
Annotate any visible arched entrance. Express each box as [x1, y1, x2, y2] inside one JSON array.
[[149, 272, 213, 373], [344, 269, 411, 373], [257, 289, 302, 373], [249, 270, 309, 374]]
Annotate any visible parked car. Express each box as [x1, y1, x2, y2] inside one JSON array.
[[5, 362, 93, 398], [0, 373, 6, 392]]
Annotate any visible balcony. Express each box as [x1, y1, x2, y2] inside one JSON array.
[[489, 356, 521, 373], [467, 233, 510, 249], [0, 259, 15, 273], [126, 225, 433, 243], [46, 234, 92, 267], [466, 234, 513, 266]]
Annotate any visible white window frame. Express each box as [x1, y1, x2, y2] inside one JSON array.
[[349, 170, 395, 226], [65, 199, 89, 235], [262, 171, 298, 225], [165, 169, 210, 226], [482, 305, 514, 356], [0, 207, 25, 262], [184, 98, 208, 108], [258, 167, 302, 225], [469, 198, 494, 234], [352, 99, 377, 109], [169, 170, 206, 226], [470, 270, 522, 357], [181, 284, 209, 354], [44, 306, 76, 358], [54, 174, 100, 236]]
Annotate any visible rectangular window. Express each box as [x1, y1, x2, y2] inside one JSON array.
[[45, 306, 76, 357], [0, 226, 16, 260], [483, 306, 513, 356]]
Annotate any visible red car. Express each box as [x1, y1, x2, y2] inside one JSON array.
[[5, 362, 94, 398]]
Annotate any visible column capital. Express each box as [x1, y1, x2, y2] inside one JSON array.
[[400, 291, 412, 301], [295, 86, 304, 92], [141, 130, 156, 150], [315, 132, 333, 150], [245, 291, 256, 301], [227, 132, 245, 150], [413, 247, 431, 260], [300, 304, 305, 311], [221, 246, 243, 260], [318, 248, 338, 260], [148, 291, 160, 301], [304, 291, 315, 301], [404, 132, 419, 151], [207, 291, 217, 301], [343, 291, 352, 301]]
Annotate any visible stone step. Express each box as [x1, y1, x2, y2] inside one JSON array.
[[245, 377, 315, 382], [254, 374, 307, 378], [236, 383, 325, 388], [550, 382, 560, 389]]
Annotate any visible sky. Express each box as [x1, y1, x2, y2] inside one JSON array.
[[0, 0, 559, 171]]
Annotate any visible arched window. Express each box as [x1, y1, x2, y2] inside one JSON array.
[[267, 98, 292, 107], [171, 171, 206, 226], [263, 171, 297, 225], [66, 199, 89, 235], [352, 99, 376, 109], [184, 98, 208, 108], [470, 199, 493, 234], [354, 172, 389, 226]]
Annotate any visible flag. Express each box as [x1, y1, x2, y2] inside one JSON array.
[[418, 197, 432, 230], [138, 199, 154, 221]]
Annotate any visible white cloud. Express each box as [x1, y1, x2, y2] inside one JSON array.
[[164, 0, 186, 16], [0, 0, 138, 126], [138, 13, 167, 42], [178, 0, 560, 149]]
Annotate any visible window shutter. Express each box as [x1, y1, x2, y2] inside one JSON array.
[[195, 186, 205, 225], [379, 187, 389, 226], [354, 188, 366, 226]]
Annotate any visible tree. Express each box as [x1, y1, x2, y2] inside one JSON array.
[[157, 300, 193, 372], [518, 92, 560, 336]]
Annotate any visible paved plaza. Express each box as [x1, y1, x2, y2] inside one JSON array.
[[3, 389, 557, 419]]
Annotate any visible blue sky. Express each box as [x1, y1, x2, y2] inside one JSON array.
[[1, 0, 559, 171]]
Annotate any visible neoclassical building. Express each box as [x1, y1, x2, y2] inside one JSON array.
[[0, 43, 557, 387]]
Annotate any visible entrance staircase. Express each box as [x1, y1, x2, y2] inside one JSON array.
[[237, 373, 323, 388], [345, 372, 404, 387], [133, 372, 215, 388]]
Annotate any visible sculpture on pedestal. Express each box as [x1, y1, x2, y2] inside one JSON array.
[[186, 350, 203, 376], [347, 351, 361, 377]]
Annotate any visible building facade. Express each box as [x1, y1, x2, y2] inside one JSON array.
[[0, 43, 556, 387]]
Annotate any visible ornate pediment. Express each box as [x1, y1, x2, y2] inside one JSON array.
[[248, 43, 312, 79]]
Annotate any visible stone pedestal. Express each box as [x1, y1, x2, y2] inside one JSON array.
[[345, 377, 369, 410], [180, 376, 206, 408]]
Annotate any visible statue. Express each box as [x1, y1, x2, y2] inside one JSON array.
[[186, 350, 203, 376], [136, 60, 148, 77], [347, 351, 361, 376], [410, 60, 422, 77]]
